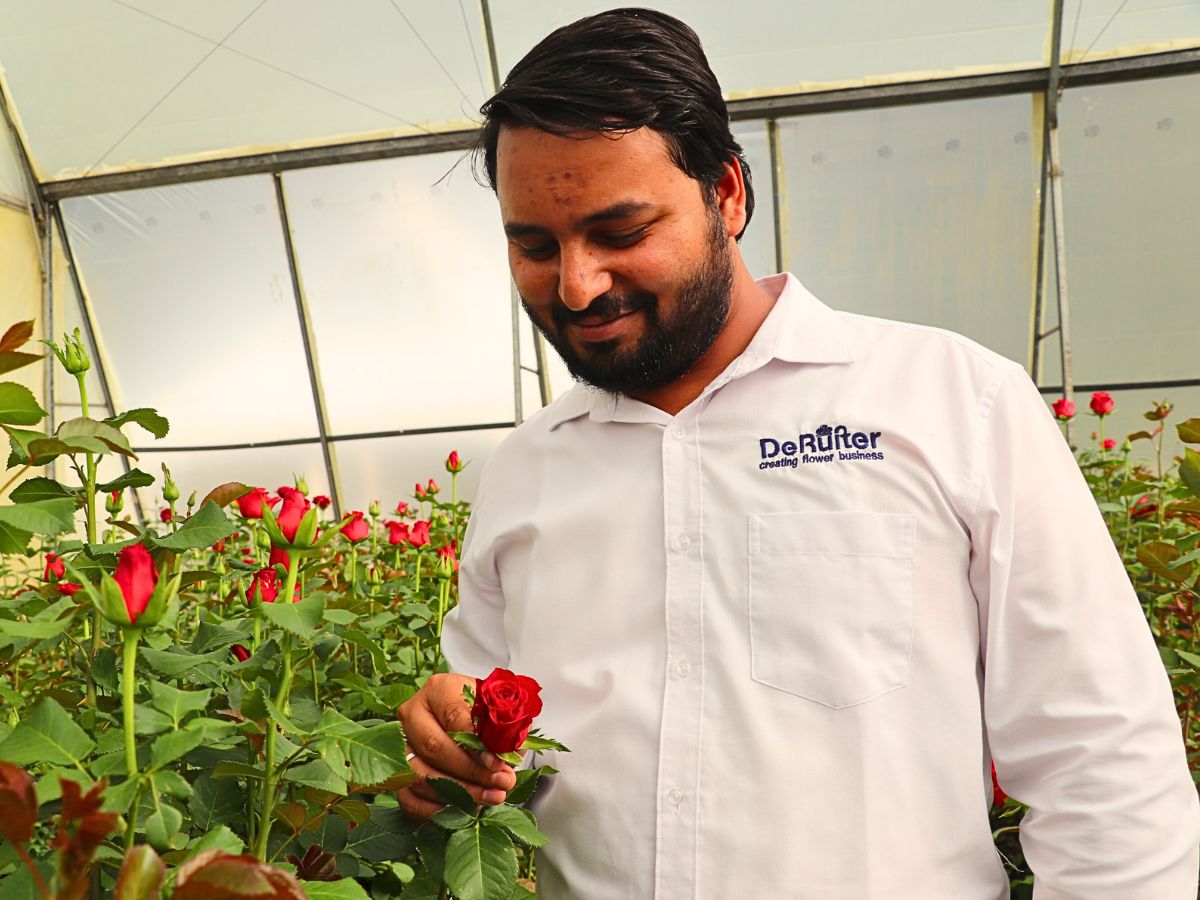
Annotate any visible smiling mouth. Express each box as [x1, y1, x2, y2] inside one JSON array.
[[570, 308, 640, 343]]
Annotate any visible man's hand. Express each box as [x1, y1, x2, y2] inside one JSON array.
[[397, 672, 517, 820]]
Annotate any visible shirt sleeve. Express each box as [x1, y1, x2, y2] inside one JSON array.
[[968, 364, 1199, 898], [442, 462, 511, 678]]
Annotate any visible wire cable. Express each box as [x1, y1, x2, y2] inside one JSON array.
[[388, 0, 473, 107], [459, 0, 490, 99]]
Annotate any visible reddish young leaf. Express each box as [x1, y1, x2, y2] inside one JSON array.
[[114, 844, 167, 900], [285, 844, 338, 882], [0, 320, 34, 352], [50, 778, 119, 900], [0, 762, 38, 846], [173, 850, 306, 899]]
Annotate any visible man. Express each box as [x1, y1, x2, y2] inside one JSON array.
[[398, 8, 1199, 898]]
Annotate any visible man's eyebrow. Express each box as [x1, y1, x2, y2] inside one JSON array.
[[503, 201, 657, 238]]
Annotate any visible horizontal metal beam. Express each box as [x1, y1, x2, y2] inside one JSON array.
[[35, 46, 1200, 201], [42, 128, 479, 201], [1037, 377, 1200, 395], [130, 420, 515, 454]]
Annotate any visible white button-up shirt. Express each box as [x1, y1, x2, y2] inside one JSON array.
[[443, 273, 1199, 899]]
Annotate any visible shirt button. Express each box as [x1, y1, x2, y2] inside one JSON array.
[[675, 659, 690, 678], [674, 533, 690, 551], [668, 789, 683, 806], [671, 426, 686, 439]]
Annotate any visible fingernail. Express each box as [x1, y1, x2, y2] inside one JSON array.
[[480, 751, 496, 767], [492, 770, 515, 789], [482, 789, 506, 805]]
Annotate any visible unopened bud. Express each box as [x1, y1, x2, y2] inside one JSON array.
[[368, 499, 381, 517], [106, 489, 124, 514], [293, 473, 309, 495], [161, 463, 180, 503], [256, 529, 272, 551], [368, 565, 383, 585], [186, 490, 197, 511]]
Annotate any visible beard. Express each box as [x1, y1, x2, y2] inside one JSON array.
[[521, 208, 734, 395]]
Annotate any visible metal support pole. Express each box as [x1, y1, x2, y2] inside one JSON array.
[[1029, 93, 1051, 383], [766, 119, 787, 274], [272, 173, 343, 518], [511, 285, 524, 425], [40, 215, 54, 479], [52, 205, 147, 525], [1048, 128, 1074, 407]]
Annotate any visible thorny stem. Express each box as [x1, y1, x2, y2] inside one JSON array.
[[122, 629, 140, 778]]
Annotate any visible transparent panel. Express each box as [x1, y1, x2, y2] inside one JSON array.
[[1062, 0, 1200, 62], [0, 207, 46, 403], [283, 152, 514, 434], [1037, 211, 1064, 389], [1057, 73, 1200, 383], [62, 176, 321, 446], [130, 443, 330, 523], [51, 227, 108, 412], [0, 117, 26, 199], [490, 1, 1050, 99], [1, 0, 491, 178], [521, 370, 542, 423], [778, 93, 1040, 362], [332, 429, 512, 510], [732, 120, 777, 278]]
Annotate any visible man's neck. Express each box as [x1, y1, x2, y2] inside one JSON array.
[[626, 260, 777, 416]]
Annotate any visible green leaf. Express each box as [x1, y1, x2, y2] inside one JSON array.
[[144, 803, 183, 851], [149, 724, 206, 770], [0, 519, 32, 553], [286, 758, 348, 795], [27, 435, 110, 458], [96, 468, 156, 493], [451, 731, 486, 752], [519, 733, 570, 753], [0, 497, 77, 534], [105, 408, 169, 440], [321, 608, 357, 625], [0, 697, 96, 766], [114, 844, 166, 900], [444, 823, 519, 900], [259, 591, 325, 639], [212, 761, 265, 781], [0, 382, 46, 426], [148, 682, 212, 725], [140, 646, 229, 676], [58, 416, 135, 456], [432, 805, 477, 830], [0, 351, 41, 376], [0, 615, 73, 640], [1176, 649, 1200, 670], [301, 880, 372, 899], [189, 776, 244, 832], [185, 824, 245, 859], [1137, 541, 1194, 583], [8, 477, 77, 504], [339, 630, 386, 671], [148, 502, 234, 551], [481, 805, 547, 848], [1181, 448, 1200, 500], [427, 777, 477, 815], [340, 721, 411, 787], [1177, 418, 1200, 444]]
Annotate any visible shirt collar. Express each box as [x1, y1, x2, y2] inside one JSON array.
[[546, 273, 854, 430]]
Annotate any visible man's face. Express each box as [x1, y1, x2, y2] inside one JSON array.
[[495, 126, 734, 394]]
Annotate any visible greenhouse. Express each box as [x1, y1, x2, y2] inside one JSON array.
[[1, 1, 1199, 898]]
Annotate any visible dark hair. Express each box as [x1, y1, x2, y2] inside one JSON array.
[[476, 7, 754, 237]]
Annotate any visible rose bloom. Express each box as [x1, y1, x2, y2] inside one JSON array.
[[160, 507, 172, 523], [339, 511, 369, 543], [43, 552, 65, 582], [394, 501, 409, 516], [236, 487, 273, 519], [276, 486, 311, 542], [1131, 495, 1158, 520], [313, 494, 331, 510], [408, 520, 431, 548], [385, 521, 410, 546], [269, 546, 291, 571], [58, 582, 83, 596], [437, 543, 459, 573], [1102, 438, 1117, 451], [1090, 391, 1115, 416], [1051, 398, 1075, 420], [471, 667, 544, 754], [231, 644, 251, 663], [445, 450, 464, 473], [212, 539, 226, 553], [247, 568, 281, 604], [114, 544, 158, 624]]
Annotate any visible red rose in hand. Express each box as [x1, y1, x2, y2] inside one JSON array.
[[236, 487, 273, 519], [1051, 398, 1075, 420], [339, 511, 369, 543], [114, 544, 158, 624], [276, 487, 311, 541], [1090, 391, 1115, 416], [385, 521, 409, 546], [247, 568, 280, 604], [408, 520, 430, 548], [44, 552, 65, 582], [471, 668, 543, 755], [313, 494, 331, 510]]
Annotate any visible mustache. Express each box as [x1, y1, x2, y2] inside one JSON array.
[[551, 292, 654, 327]]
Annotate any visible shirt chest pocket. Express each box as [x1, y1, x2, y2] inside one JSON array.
[[748, 511, 916, 709]]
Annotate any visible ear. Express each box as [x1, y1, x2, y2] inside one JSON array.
[[714, 157, 748, 239]]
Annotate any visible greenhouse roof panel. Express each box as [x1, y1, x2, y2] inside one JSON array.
[[0, 0, 491, 180]]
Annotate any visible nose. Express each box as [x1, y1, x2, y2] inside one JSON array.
[[557, 244, 613, 311]]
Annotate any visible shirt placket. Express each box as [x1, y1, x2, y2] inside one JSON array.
[[653, 407, 705, 900]]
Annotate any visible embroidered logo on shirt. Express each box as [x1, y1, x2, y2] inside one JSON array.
[[758, 424, 885, 470]]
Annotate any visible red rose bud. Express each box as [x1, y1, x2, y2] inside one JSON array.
[[426, 478, 439, 496], [213, 539, 226, 553], [409, 520, 431, 548], [1102, 438, 1117, 450], [269, 546, 291, 571], [160, 507, 172, 523], [58, 582, 83, 596], [385, 521, 410, 546], [242, 556, 256, 565], [1051, 398, 1075, 420], [114, 544, 159, 624], [445, 450, 465, 473], [106, 490, 123, 514], [340, 511, 369, 543], [235, 487, 273, 519], [44, 552, 65, 582], [1131, 495, 1158, 520], [1090, 391, 1115, 416], [247, 568, 281, 604], [991, 763, 1006, 807], [276, 486, 311, 542], [394, 501, 408, 516], [471, 668, 544, 755], [293, 474, 309, 495], [313, 494, 331, 510], [231, 644, 250, 663], [436, 543, 459, 574], [369, 499, 381, 517], [414, 482, 426, 499]]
